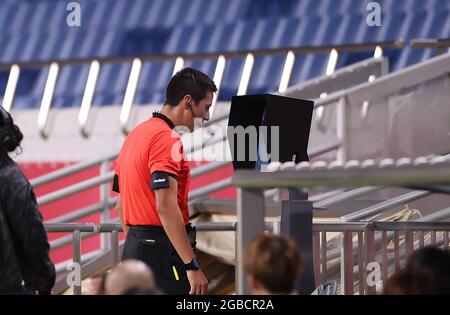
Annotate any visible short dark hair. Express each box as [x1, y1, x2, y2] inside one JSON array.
[[164, 67, 217, 106], [244, 233, 303, 294], [383, 246, 450, 294], [0, 106, 23, 157]]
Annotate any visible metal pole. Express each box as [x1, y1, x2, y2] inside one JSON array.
[[364, 227, 376, 295], [111, 229, 120, 266], [336, 96, 347, 162], [236, 188, 265, 295], [72, 230, 82, 295], [341, 231, 354, 295], [358, 232, 365, 295], [313, 231, 321, 287], [100, 161, 111, 251]]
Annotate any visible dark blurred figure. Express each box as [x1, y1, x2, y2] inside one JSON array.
[[384, 246, 450, 295], [244, 233, 303, 295], [383, 269, 416, 295], [0, 107, 55, 294]]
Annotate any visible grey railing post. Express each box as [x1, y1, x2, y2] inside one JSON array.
[[364, 224, 376, 295], [111, 230, 120, 266], [72, 229, 82, 295], [341, 231, 354, 295], [100, 160, 111, 251], [336, 95, 348, 162], [111, 229, 120, 266], [280, 188, 315, 294], [236, 188, 265, 295]]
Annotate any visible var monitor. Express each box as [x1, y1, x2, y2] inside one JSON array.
[[227, 94, 314, 171]]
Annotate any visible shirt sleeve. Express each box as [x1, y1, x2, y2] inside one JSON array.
[[148, 130, 183, 177]]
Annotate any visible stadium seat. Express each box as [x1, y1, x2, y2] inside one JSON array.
[[2, 0, 449, 107]]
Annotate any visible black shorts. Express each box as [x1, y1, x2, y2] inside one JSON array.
[[122, 224, 196, 295]]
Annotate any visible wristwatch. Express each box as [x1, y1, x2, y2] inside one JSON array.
[[185, 257, 201, 271]]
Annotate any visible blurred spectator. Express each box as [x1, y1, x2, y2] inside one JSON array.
[[244, 233, 303, 295], [383, 269, 416, 295], [121, 287, 165, 295], [0, 106, 55, 294], [383, 246, 450, 294], [86, 272, 108, 295], [104, 259, 163, 295]]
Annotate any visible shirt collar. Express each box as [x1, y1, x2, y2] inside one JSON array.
[[152, 112, 175, 129]]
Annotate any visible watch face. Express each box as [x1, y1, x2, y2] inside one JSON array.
[[186, 258, 200, 270], [192, 258, 200, 269]]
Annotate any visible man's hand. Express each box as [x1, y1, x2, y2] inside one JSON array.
[[187, 269, 208, 295]]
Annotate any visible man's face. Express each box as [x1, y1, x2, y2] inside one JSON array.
[[187, 91, 213, 132]]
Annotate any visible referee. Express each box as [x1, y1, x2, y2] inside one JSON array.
[[113, 68, 217, 295]]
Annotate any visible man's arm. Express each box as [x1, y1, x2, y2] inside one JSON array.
[[115, 197, 128, 234], [154, 176, 208, 295]]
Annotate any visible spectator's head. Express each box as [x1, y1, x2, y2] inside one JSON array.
[[0, 106, 23, 159], [104, 260, 157, 295], [383, 269, 416, 295], [405, 246, 450, 294], [164, 67, 217, 131], [244, 233, 303, 295], [383, 246, 450, 295]]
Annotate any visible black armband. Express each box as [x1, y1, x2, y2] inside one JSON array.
[[151, 171, 177, 190], [112, 174, 120, 193]]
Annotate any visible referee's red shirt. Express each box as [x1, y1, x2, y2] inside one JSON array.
[[114, 113, 190, 226]]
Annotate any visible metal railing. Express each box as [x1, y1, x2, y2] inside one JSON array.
[[1, 40, 404, 137], [45, 218, 450, 296], [411, 38, 450, 54], [313, 221, 450, 295], [46, 221, 241, 295], [233, 157, 450, 294]]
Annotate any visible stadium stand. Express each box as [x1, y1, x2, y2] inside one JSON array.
[[1, 0, 450, 295]]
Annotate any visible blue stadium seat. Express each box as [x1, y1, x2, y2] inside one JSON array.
[[246, 17, 296, 94], [57, 29, 86, 60], [205, 24, 235, 53], [247, 17, 281, 50], [226, 19, 259, 52], [0, 34, 12, 62], [139, 0, 169, 29], [218, 58, 245, 101], [13, 95, 40, 110], [333, 14, 364, 45], [26, 1, 52, 34], [184, 60, 216, 78], [133, 61, 175, 105], [203, 0, 236, 25], [0, 1, 17, 35], [30, 67, 50, 98], [289, 52, 329, 85], [0, 71, 8, 98], [163, 25, 196, 55], [247, 55, 285, 95], [289, 16, 322, 47], [291, 0, 324, 18], [314, 15, 344, 46], [2, 0, 449, 108]]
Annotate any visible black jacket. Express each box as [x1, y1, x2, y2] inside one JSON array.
[[0, 156, 55, 294]]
